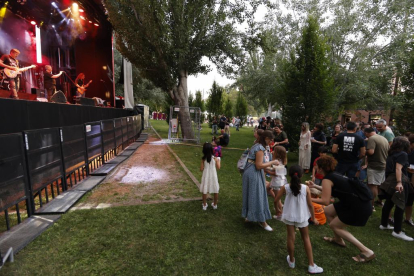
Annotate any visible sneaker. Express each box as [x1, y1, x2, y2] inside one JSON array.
[[379, 225, 394, 230], [392, 231, 414, 241], [202, 203, 208, 211], [308, 264, 323, 274], [286, 255, 295, 268], [211, 203, 217, 210], [404, 219, 414, 226]]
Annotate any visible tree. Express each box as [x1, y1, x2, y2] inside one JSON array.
[[394, 43, 414, 134], [223, 97, 233, 119], [206, 81, 224, 119], [104, 0, 268, 139], [282, 16, 335, 148], [235, 92, 248, 125], [188, 93, 194, 107], [193, 90, 205, 112]]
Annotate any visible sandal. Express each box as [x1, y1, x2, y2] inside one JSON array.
[[352, 253, 376, 263], [323, 237, 346, 247]]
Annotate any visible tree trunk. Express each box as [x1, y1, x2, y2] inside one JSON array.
[[389, 73, 400, 126], [175, 70, 195, 140], [267, 103, 273, 117]]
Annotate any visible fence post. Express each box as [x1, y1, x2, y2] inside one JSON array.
[[21, 133, 34, 217], [58, 128, 68, 191], [83, 124, 90, 176]]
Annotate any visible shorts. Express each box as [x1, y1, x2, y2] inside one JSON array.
[[367, 168, 385, 185], [282, 219, 309, 228], [271, 187, 281, 191]]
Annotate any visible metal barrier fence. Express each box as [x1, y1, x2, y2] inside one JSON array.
[[0, 115, 142, 231]]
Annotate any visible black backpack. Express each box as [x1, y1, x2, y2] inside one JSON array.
[[347, 176, 373, 202]]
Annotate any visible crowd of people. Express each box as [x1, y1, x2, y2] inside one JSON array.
[[199, 115, 413, 273]]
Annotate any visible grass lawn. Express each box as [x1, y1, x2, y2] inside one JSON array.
[[1, 120, 413, 275]]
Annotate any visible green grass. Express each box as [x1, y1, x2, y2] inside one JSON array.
[[1, 120, 413, 275]]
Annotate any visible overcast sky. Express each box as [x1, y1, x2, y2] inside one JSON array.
[[187, 4, 269, 98]]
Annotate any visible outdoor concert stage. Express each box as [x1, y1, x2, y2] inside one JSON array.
[[0, 0, 115, 105]]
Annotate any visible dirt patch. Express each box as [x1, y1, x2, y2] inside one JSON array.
[[76, 133, 200, 209]]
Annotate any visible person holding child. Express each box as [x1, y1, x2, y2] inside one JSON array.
[[309, 155, 375, 263], [274, 165, 323, 274], [265, 146, 288, 220], [200, 142, 221, 210], [242, 130, 279, 231]]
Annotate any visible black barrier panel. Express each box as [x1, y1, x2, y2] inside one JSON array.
[[61, 125, 87, 174], [0, 98, 131, 135], [127, 116, 134, 141], [121, 117, 128, 148], [136, 115, 142, 136], [24, 128, 64, 193], [85, 122, 103, 162], [132, 116, 138, 137], [101, 119, 116, 154], [0, 133, 29, 211], [114, 118, 123, 151]]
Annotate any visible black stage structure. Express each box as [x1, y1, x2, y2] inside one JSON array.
[[0, 1, 144, 234], [0, 0, 116, 105]]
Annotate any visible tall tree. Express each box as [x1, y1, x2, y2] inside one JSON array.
[[235, 92, 248, 125], [282, 16, 335, 146], [104, 0, 268, 139], [188, 93, 194, 107], [394, 42, 414, 134], [223, 97, 233, 119], [206, 81, 224, 119], [193, 90, 205, 112]]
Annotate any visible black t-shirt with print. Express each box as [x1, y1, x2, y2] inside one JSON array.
[[334, 132, 365, 163]]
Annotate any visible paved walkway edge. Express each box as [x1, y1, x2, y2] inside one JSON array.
[[151, 126, 201, 189]]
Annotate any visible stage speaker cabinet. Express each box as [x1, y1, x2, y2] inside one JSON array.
[[79, 97, 96, 106], [50, 91, 67, 103]]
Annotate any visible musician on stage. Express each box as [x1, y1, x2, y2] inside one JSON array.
[[0, 49, 20, 99], [44, 65, 63, 101], [75, 73, 92, 98]]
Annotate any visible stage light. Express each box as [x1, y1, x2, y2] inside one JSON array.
[[79, 9, 84, 13], [89, 20, 92, 23], [102, 66, 107, 70], [80, 16, 85, 20], [51, 2, 57, 8], [30, 20, 36, 25], [52, 25, 55, 28], [72, 3, 78, 9], [35, 25, 42, 63], [94, 23, 99, 27]]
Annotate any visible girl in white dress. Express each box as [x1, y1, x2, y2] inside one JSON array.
[[299, 122, 311, 173], [200, 142, 221, 210], [274, 165, 323, 274]]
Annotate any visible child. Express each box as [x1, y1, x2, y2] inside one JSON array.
[[275, 165, 323, 274], [312, 146, 329, 185], [308, 188, 326, 225], [265, 146, 287, 220], [212, 138, 222, 158], [200, 142, 221, 210]]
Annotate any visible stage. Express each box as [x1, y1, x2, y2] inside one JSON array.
[[0, 97, 131, 135]]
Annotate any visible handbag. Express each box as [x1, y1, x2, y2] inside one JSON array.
[[237, 148, 250, 174]]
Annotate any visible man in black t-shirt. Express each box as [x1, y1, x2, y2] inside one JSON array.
[[44, 65, 63, 101], [332, 121, 366, 177], [0, 48, 20, 99], [219, 115, 226, 130]]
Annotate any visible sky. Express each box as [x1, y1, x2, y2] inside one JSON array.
[[187, 4, 269, 98]]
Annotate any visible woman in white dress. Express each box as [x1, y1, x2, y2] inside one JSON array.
[[299, 122, 311, 173], [200, 142, 221, 210]]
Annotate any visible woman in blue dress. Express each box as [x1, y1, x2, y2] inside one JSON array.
[[242, 130, 279, 231]]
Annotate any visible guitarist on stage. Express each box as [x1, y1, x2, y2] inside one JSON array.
[[0, 48, 21, 99], [44, 65, 63, 101], [75, 73, 92, 98]]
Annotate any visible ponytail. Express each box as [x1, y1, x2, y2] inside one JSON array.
[[288, 165, 303, 196]]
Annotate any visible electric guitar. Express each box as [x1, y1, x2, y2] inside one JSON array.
[[77, 80, 93, 95], [4, 65, 36, 78]]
